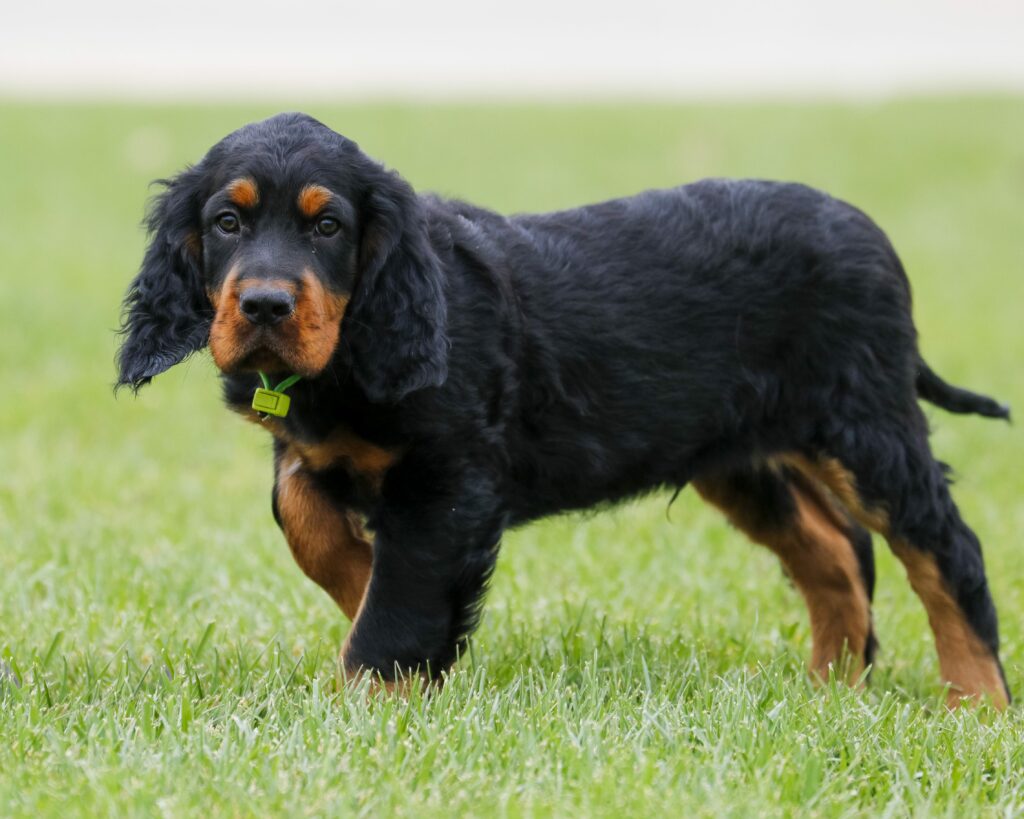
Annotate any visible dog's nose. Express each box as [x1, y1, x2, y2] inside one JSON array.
[[239, 288, 295, 327]]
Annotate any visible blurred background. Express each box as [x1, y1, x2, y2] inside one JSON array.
[[3, 0, 1024, 98], [1, 3, 1023, 812]]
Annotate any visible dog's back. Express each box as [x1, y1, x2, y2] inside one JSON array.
[[482, 180, 915, 518]]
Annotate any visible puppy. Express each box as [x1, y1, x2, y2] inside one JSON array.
[[118, 113, 1011, 707]]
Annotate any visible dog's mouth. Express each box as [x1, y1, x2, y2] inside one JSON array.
[[212, 324, 324, 377], [235, 338, 294, 375]]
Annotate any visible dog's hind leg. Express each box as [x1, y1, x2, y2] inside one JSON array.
[[788, 410, 1010, 708], [694, 464, 877, 684]]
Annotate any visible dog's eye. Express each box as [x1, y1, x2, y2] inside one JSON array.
[[315, 217, 340, 237], [216, 213, 240, 234]]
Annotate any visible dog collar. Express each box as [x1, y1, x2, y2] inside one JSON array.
[[252, 372, 303, 418]]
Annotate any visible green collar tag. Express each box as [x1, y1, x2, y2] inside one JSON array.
[[252, 372, 303, 418]]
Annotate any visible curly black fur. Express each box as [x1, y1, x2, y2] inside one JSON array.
[[117, 113, 1010, 696], [117, 167, 213, 392]]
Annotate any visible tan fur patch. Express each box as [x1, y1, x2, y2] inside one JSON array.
[[891, 544, 1009, 709], [788, 488, 872, 681], [695, 472, 871, 684], [288, 428, 397, 484], [233, 405, 397, 490], [208, 267, 249, 370], [275, 452, 373, 621], [778, 453, 890, 534], [290, 270, 348, 373], [226, 177, 259, 209], [297, 184, 332, 218]]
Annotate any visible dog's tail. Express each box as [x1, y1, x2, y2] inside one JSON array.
[[916, 360, 1011, 420]]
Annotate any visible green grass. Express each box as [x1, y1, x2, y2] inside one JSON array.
[[2, 98, 1024, 817]]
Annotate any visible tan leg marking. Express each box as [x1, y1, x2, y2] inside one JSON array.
[[890, 544, 1008, 709], [275, 452, 372, 621], [779, 453, 890, 534], [695, 472, 871, 683], [782, 453, 1007, 709]]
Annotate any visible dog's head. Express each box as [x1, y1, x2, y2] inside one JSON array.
[[116, 112, 448, 403]]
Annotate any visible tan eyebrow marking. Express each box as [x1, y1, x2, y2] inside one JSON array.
[[297, 184, 332, 218], [226, 177, 260, 209]]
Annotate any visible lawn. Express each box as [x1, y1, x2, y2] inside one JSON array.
[[1, 98, 1023, 817]]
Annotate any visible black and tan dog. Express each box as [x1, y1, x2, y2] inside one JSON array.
[[117, 113, 1011, 707]]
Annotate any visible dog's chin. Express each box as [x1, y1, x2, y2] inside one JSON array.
[[218, 343, 322, 378], [212, 321, 339, 379], [236, 348, 292, 374]]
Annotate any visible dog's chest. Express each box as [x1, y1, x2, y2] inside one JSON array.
[[234, 403, 397, 488], [281, 426, 397, 487]]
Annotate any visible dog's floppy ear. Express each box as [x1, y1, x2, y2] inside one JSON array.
[[116, 167, 212, 392], [345, 169, 448, 403]]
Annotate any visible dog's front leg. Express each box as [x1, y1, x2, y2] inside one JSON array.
[[340, 472, 503, 687]]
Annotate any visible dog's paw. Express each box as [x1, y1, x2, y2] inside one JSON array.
[[338, 654, 432, 697]]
